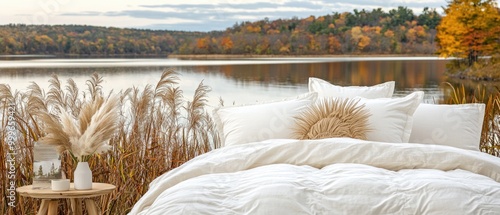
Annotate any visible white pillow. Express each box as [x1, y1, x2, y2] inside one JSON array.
[[213, 93, 317, 147], [309, 77, 395, 99], [358, 91, 424, 143], [409, 103, 485, 151]]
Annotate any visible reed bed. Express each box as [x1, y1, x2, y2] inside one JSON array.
[[0, 69, 220, 214], [444, 83, 500, 156]]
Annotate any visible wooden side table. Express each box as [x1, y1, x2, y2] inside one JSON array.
[[17, 182, 115, 215]]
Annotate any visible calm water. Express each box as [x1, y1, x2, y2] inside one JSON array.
[[0, 57, 450, 107]]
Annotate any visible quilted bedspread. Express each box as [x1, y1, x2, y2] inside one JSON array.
[[129, 138, 500, 215]]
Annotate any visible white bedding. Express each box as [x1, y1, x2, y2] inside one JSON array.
[[129, 138, 500, 215]]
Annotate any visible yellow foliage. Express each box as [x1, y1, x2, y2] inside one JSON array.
[[351, 26, 362, 40], [266, 29, 280, 34], [384, 30, 395, 38], [406, 29, 417, 42], [351, 27, 371, 51], [279, 45, 290, 54], [437, 0, 500, 58], [358, 36, 371, 50], [246, 25, 261, 33]]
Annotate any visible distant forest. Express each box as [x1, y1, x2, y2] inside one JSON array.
[[0, 6, 441, 56]]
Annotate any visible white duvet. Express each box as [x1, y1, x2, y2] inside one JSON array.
[[129, 138, 500, 215]]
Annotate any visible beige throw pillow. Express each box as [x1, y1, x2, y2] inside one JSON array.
[[293, 98, 371, 140]]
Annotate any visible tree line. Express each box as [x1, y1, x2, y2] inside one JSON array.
[[0, 25, 211, 56], [0, 6, 441, 56], [184, 7, 441, 55]]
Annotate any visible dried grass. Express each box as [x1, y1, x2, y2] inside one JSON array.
[[0, 68, 220, 214], [444, 83, 500, 156]]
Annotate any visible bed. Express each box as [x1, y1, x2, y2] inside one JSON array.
[[128, 78, 500, 215]]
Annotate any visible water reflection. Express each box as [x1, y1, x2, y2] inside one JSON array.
[[0, 58, 450, 106]]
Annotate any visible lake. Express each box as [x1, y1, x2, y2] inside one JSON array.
[[0, 57, 450, 108]]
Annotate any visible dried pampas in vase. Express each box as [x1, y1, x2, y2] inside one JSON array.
[[37, 95, 120, 162]]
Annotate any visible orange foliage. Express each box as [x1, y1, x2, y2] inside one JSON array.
[[328, 33, 341, 54], [384, 30, 395, 38], [196, 38, 208, 49], [362, 26, 371, 33], [415, 26, 426, 38], [220, 37, 233, 52]]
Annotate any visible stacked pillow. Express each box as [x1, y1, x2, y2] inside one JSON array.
[[309, 77, 395, 99], [309, 77, 423, 143], [212, 92, 317, 147], [213, 77, 485, 151], [409, 103, 484, 151]]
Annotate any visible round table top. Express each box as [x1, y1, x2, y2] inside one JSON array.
[[16, 183, 115, 199]]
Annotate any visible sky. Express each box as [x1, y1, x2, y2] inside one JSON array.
[[1, 0, 498, 32]]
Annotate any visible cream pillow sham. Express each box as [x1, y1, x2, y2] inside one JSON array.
[[358, 91, 424, 143], [409, 103, 485, 151], [213, 93, 317, 147], [309, 77, 395, 99]]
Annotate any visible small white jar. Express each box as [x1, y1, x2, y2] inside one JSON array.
[[51, 179, 70, 191]]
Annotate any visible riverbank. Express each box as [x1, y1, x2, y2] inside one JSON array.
[[168, 54, 440, 60]]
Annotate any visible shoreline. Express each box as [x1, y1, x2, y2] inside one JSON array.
[[1, 53, 440, 60], [168, 54, 440, 60]]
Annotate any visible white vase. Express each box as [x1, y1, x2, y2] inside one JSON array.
[[74, 162, 92, 190]]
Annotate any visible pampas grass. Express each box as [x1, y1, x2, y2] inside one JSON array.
[[293, 98, 371, 140], [61, 95, 119, 161], [0, 69, 220, 214]]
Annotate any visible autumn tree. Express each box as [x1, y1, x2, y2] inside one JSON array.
[[328, 33, 341, 54], [196, 37, 209, 53], [437, 0, 500, 65], [220, 37, 233, 53], [351, 26, 371, 51]]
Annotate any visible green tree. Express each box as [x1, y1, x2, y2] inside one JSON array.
[[37, 165, 44, 177], [417, 7, 441, 29], [388, 6, 416, 26]]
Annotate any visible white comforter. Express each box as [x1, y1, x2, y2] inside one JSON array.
[[129, 138, 500, 215]]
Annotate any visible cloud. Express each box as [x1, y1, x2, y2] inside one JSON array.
[[56, 0, 449, 31], [61, 11, 103, 16]]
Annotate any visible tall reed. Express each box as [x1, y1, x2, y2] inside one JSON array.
[[0, 69, 220, 214], [444, 83, 500, 156]]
